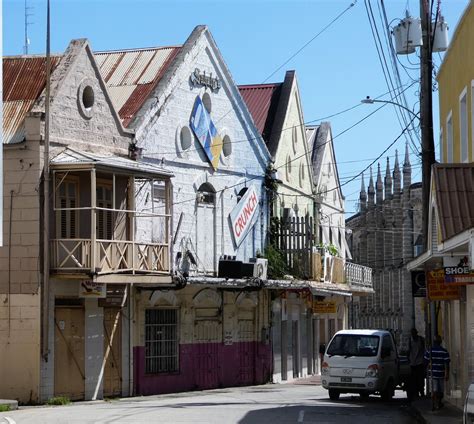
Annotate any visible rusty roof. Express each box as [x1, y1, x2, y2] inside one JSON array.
[[3, 56, 61, 144], [433, 163, 474, 242], [238, 83, 282, 142], [94, 46, 181, 127]]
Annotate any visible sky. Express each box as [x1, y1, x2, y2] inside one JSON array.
[[3, 0, 469, 216]]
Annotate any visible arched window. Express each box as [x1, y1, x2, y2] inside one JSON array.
[[197, 182, 216, 205], [237, 187, 248, 203]]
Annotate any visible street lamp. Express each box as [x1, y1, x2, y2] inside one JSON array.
[[361, 97, 420, 120]]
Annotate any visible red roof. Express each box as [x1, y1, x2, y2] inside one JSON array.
[[238, 83, 282, 141], [3, 56, 61, 144], [95, 47, 181, 127]]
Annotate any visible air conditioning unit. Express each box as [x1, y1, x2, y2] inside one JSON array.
[[253, 258, 268, 280]]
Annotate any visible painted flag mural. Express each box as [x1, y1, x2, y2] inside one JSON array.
[[190, 95, 223, 170]]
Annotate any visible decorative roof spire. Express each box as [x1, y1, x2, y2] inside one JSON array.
[[403, 142, 411, 173], [376, 163, 383, 204], [384, 157, 392, 198], [360, 172, 367, 212], [393, 149, 401, 193], [368, 167, 375, 206]]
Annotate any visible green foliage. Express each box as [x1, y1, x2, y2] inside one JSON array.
[[317, 242, 339, 257], [47, 396, 71, 406], [0, 404, 11, 412], [264, 244, 287, 279]]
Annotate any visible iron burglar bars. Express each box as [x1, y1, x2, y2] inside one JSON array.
[[50, 167, 172, 276]]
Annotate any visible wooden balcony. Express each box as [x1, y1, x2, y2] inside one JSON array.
[[51, 238, 170, 276]]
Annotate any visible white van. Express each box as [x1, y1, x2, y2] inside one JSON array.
[[321, 329, 399, 401]]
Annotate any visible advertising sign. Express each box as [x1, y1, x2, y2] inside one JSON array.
[[79, 281, 106, 298], [313, 300, 337, 314], [411, 271, 426, 297], [229, 185, 259, 247], [444, 257, 474, 285], [189, 95, 223, 170], [427, 269, 460, 301]]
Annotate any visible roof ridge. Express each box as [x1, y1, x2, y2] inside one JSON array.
[[95, 45, 182, 55]]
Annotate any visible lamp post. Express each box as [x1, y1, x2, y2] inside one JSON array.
[[361, 97, 420, 120]]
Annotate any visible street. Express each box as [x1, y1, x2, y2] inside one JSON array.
[[1, 384, 416, 424]]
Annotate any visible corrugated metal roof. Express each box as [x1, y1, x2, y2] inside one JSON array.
[[3, 55, 61, 144], [95, 47, 181, 127], [51, 148, 173, 178], [433, 164, 474, 242], [238, 83, 282, 141]]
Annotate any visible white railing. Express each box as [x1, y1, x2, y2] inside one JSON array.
[[51, 239, 170, 274], [345, 262, 373, 289]]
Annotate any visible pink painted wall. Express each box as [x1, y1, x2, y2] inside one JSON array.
[[134, 342, 272, 395]]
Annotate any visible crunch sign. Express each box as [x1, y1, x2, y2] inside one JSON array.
[[229, 185, 260, 247]]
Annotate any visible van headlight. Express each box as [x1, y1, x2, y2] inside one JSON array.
[[321, 361, 330, 375], [366, 364, 379, 378]]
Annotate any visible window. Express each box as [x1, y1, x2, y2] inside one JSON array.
[[152, 181, 167, 243], [237, 187, 248, 203], [197, 183, 215, 204], [286, 155, 292, 181], [97, 185, 113, 240], [446, 112, 453, 163], [299, 162, 305, 187], [145, 309, 179, 374], [57, 179, 78, 238], [292, 126, 298, 153], [460, 89, 468, 162], [180, 126, 192, 151], [222, 135, 232, 157], [326, 334, 380, 357]]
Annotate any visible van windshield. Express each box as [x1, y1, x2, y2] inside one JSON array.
[[326, 334, 380, 357]]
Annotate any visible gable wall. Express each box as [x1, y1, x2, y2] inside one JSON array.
[[133, 33, 270, 268]]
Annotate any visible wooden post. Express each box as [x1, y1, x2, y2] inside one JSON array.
[[91, 168, 96, 273]]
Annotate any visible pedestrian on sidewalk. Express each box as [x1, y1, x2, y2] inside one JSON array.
[[408, 328, 425, 399], [424, 335, 450, 410]]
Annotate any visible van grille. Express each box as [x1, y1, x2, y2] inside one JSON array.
[[329, 382, 366, 388]]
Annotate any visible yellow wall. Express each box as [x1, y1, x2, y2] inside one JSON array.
[[438, 3, 474, 163]]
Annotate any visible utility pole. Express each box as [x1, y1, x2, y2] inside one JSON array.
[[420, 0, 437, 374], [420, 0, 436, 251]]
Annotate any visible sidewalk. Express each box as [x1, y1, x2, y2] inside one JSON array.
[[409, 397, 463, 424]]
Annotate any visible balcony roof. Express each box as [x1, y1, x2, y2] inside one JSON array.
[[50, 148, 173, 179]]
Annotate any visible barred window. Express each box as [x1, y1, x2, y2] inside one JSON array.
[[145, 309, 178, 374]]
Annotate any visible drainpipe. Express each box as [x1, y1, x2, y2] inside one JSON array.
[[41, 0, 52, 361], [129, 284, 134, 396]]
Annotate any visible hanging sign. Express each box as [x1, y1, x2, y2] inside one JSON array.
[[411, 271, 426, 298], [229, 185, 260, 247], [189, 95, 223, 170], [313, 300, 337, 314], [444, 257, 474, 285], [79, 280, 106, 298], [427, 269, 460, 301]]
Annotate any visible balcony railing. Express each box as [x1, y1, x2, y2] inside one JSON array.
[[345, 261, 373, 290], [51, 238, 170, 275]]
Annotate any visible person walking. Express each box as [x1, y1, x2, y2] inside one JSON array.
[[408, 328, 425, 399], [424, 335, 450, 410]]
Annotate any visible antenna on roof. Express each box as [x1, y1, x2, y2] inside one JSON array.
[[23, 0, 34, 54]]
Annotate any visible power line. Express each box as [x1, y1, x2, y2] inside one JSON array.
[[262, 1, 358, 83]]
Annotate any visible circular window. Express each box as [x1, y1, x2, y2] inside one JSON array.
[[180, 126, 192, 151], [82, 86, 94, 110], [77, 79, 95, 119], [202, 92, 212, 114], [222, 135, 232, 157]]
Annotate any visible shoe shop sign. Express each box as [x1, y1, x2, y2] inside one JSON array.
[[229, 185, 259, 247], [444, 256, 474, 285]]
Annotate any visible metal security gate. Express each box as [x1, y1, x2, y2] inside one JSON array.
[[194, 319, 220, 389], [238, 316, 256, 385]]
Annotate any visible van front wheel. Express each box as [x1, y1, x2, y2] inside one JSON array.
[[329, 389, 340, 401]]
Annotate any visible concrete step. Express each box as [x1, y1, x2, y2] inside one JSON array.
[[0, 399, 18, 411]]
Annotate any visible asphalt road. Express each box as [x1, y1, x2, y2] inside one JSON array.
[[1, 384, 416, 424]]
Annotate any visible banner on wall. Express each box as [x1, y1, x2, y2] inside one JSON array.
[[229, 185, 260, 247], [189, 95, 223, 170], [427, 269, 460, 301], [313, 300, 337, 314]]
